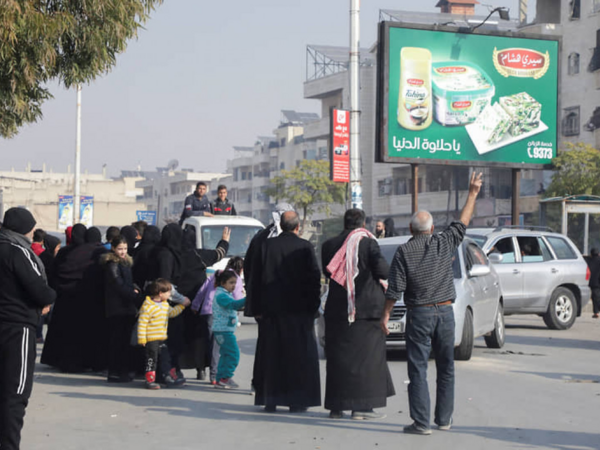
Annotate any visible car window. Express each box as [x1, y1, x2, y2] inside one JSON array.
[[468, 235, 487, 247], [517, 236, 550, 263], [464, 243, 488, 271], [546, 236, 578, 260], [537, 237, 554, 261], [489, 237, 516, 263], [201, 225, 263, 257]]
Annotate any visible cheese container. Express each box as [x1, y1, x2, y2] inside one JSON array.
[[431, 62, 495, 126]]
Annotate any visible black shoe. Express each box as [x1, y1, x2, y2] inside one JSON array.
[[329, 410, 344, 419], [264, 405, 276, 413], [196, 369, 206, 380], [289, 406, 308, 413]]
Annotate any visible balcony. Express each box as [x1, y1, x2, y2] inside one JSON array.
[[304, 71, 345, 100]]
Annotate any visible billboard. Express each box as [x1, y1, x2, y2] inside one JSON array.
[[376, 23, 560, 168], [136, 210, 157, 226], [58, 195, 73, 230], [330, 108, 350, 182], [80, 196, 94, 228]]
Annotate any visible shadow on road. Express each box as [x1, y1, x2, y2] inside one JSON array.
[[456, 426, 600, 449], [47, 391, 403, 434], [511, 371, 600, 383], [505, 334, 600, 351]]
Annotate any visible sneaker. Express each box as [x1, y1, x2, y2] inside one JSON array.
[[215, 378, 239, 389], [437, 418, 452, 431], [175, 370, 187, 384], [593, 313, 599, 319], [329, 410, 344, 419], [163, 375, 177, 387], [210, 379, 217, 386], [168, 368, 186, 386], [351, 410, 386, 421], [403, 423, 432, 435], [145, 381, 160, 390]]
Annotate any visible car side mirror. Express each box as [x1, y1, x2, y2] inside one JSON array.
[[487, 253, 503, 264], [469, 264, 491, 277]]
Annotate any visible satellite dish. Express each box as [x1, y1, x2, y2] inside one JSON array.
[[167, 159, 179, 171]]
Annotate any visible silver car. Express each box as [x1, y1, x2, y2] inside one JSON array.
[[467, 227, 591, 330], [378, 236, 505, 361]]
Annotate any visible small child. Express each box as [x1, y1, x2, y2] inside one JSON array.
[[212, 270, 246, 389], [137, 278, 191, 390]]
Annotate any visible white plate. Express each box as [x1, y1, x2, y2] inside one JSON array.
[[387, 321, 405, 333], [466, 121, 548, 155]]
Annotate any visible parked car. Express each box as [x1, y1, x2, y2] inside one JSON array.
[[467, 226, 591, 330], [181, 215, 264, 275], [378, 235, 505, 361]]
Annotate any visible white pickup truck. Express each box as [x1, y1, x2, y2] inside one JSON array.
[[181, 215, 264, 275]]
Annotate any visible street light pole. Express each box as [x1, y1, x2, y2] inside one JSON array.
[[349, 0, 362, 210], [74, 85, 82, 224]]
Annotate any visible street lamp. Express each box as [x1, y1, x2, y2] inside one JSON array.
[[468, 7, 511, 31]]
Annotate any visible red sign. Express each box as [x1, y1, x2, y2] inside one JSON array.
[[331, 108, 350, 183], [493, 47, 550, 79]]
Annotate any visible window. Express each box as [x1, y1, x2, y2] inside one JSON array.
[[241, 172, 247, 180], [170, 184, 177, 195], [569, 0, 580, 19], [378, 179, 392, 197], [593, 0, 600, 14], [465, 243, 489, 270], [279, 162, 285, 170], [588, 29, 600, 72], [489, 237, 516, 263], [280, 138, 286, 147], [516, 236, 552, 263], [546, 237, 577, 260], [562, 106, 580, 136], [568, 52, 580, 75]]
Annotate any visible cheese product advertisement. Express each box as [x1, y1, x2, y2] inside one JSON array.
[[384, 26, 559, 166]]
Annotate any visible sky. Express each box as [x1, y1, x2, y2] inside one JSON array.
[[0, 0, 520, 177]]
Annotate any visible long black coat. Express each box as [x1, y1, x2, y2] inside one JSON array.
[[321, 230, 390, 320], [253, 231, 322, 408], [243, 224, 274, 317], [321, 229, 394, 411]]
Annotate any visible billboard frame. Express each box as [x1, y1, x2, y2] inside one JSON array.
[[375, 21, 562, 170]]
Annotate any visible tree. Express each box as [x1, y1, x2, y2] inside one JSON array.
[[264, 159, 347, 234], [545, 142, 600, 197], [0, 0, 162, 138]]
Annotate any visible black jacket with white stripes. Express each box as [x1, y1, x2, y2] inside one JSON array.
[[0, 229, 56, 328]]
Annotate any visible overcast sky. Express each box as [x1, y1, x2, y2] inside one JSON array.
[[1, 0, 520, 176]]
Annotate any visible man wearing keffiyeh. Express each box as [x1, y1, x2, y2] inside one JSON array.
[[321, 208, 395, 420]]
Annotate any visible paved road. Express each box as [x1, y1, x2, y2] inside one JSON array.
[[23, 315, 600, 450]]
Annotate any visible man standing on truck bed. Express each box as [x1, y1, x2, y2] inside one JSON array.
[[180, 182, 214, 225], [213, 185, 237, 216]]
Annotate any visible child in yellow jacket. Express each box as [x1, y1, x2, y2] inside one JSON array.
[[137, 279, 190, 389]]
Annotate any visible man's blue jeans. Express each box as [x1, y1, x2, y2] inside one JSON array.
[[406, 304, 455, 429], [214, 331, 239, 380]]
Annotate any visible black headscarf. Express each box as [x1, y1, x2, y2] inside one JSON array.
[[156, 223, 183, 282], [141, 225, 161, 246], [383, 218, 397, 238], [84, 227, 102, 244], [71, 224, 87, 246], [120, 226, 138, 256], [43, 235, 61, 256]]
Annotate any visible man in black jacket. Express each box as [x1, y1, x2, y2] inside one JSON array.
[[213, 185, 237, 216], [585, 248, 600, 318], [321, 208, 394, 420], [179, 181, 214, 225], [0, 208, 56, 450]]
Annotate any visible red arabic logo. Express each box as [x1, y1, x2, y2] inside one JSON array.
[[407, 78, 424, 86], [452, 101, 472, 110], [493, 48, 550, 79], [435, 66, 467, 74]]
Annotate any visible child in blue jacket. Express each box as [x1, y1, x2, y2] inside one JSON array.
[[212, 270, 246, 389]]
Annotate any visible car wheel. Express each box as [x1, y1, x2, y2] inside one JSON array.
[[484, 302, 505, 349], [543, 287, 578, 330], [454, 308, 473, 361]]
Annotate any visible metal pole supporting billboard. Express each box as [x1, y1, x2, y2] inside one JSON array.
[[349, 0, 362, 209], [74, 85, 82, 224], [511, 169, 521, 225]]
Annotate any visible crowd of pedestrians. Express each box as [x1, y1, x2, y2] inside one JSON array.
[[0, 175, 486, 449]]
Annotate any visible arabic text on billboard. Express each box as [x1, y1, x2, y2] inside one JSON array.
[[331, 108, 350, 183], [136, 210, 157, 226], [378, 24, 559, 168]]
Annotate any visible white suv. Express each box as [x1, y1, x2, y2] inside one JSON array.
[[467, 227, 591, 330]]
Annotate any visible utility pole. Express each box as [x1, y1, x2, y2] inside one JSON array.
[[74, 85, 82, 224], [349, 0, 362, 209]]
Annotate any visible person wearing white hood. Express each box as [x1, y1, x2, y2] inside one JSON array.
[[0, 208, 56, 450]]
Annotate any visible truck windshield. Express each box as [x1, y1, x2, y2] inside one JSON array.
[[201, 225, 263, 257]]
